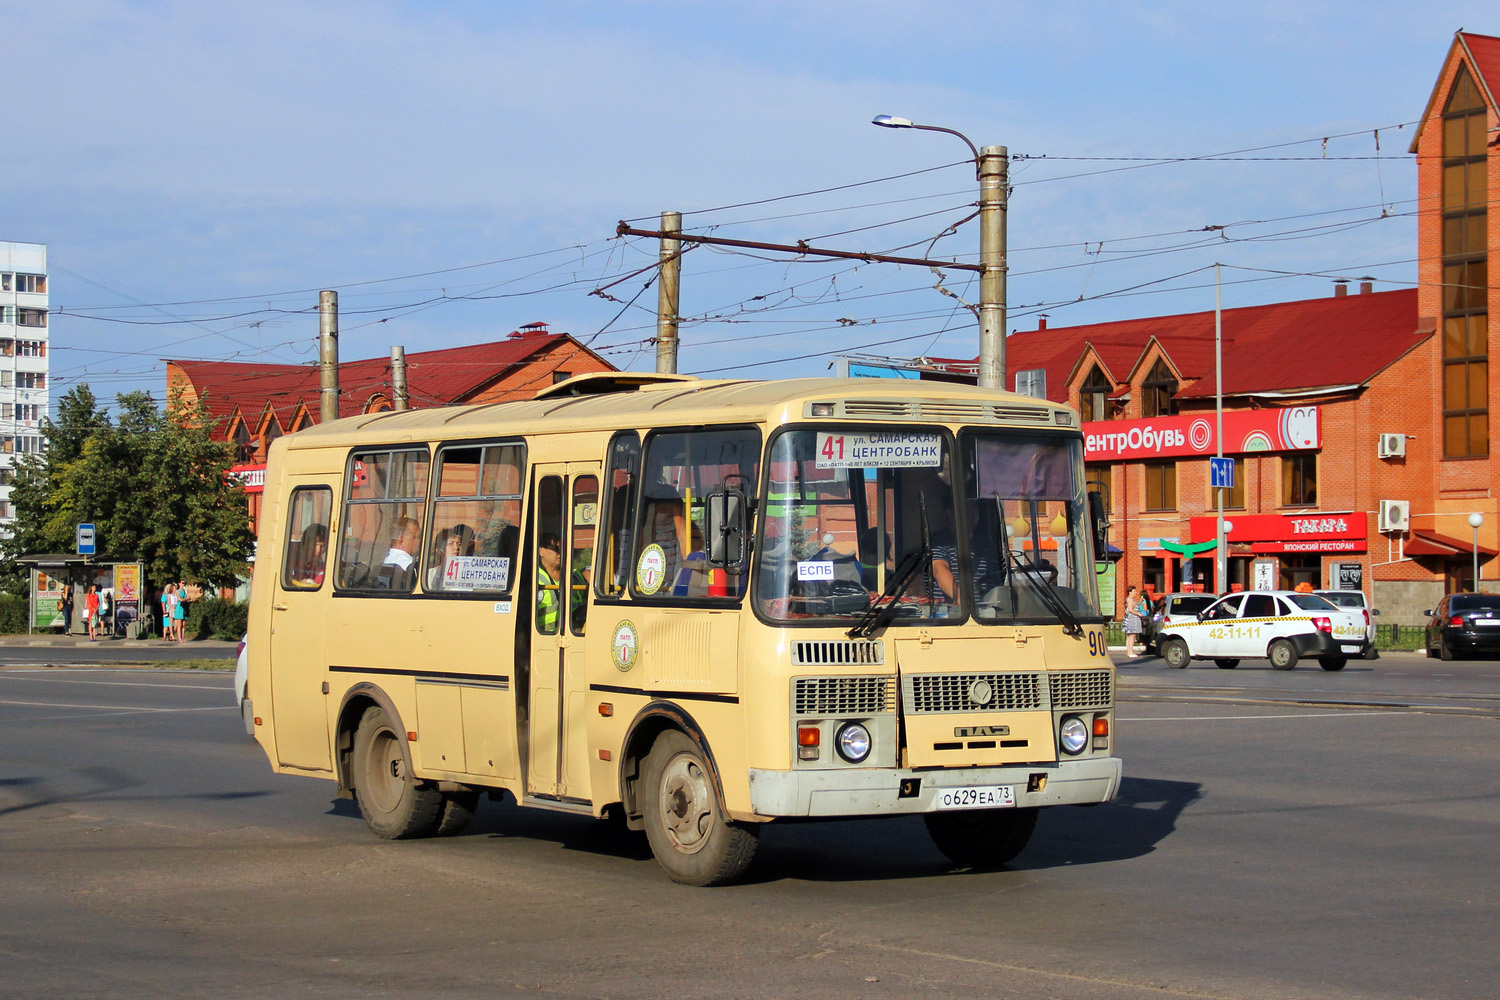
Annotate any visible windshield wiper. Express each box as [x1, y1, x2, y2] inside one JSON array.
[[1003, 545, 1083, 636], [847, 498, 933, 639]]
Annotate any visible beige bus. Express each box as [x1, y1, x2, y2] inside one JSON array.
[[246, 373, 1120, 885]]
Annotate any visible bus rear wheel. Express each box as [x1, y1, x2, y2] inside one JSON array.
[[351, 705, 443, 839], [641, 730, 758, 886], [924, 807, 1039, 867]]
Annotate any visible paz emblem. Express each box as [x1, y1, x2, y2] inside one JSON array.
[[968, 679, 994, 707]]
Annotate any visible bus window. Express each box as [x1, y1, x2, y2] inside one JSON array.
[[756, 427, 957, 622], [598, 433, 640, 598], [337, 448, 429, 592], [632, 428, 760, 600], [425, 442, 524, 594], [282, 487, 332, 590], [535, 477, 564, 634], [569, 475, 598, 634]]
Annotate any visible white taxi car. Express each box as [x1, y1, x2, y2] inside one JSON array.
[[1155, 590, 1370, 671]]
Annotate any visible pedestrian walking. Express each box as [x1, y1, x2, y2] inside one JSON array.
[[1122, 585, 1147, 658]]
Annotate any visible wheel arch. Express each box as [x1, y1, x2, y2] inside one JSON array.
[[333, 682, 411, 798], [617, 701, 726, 831]]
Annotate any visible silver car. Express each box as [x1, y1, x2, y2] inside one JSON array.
[[1313, 590, 1380, 658]]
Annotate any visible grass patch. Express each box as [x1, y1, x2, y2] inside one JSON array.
[[146, 659, 235, 672]]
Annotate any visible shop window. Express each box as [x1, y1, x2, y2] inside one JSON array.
[[1141, 359, 1177, 418], [1278, 555, 1320, 591], [1080, 364, 1112, 422], [1144, 460, 1176, 511], [1281, 454, 1316, 507], [1140, 557, 1166, 597], [1441, 65, 1488, 459]]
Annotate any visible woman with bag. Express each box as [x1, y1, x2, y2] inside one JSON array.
[[1122, 584, 1147, 658]]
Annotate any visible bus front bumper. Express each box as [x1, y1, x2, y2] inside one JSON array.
[[746, 756, 1121, 819]]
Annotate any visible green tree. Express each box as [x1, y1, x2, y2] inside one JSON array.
[[1, 385, 253, 596]]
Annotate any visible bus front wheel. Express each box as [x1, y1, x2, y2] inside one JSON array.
[[641, 730, 758, 886], [924, 807, 1039, 867], [351, 705, 443, 839]]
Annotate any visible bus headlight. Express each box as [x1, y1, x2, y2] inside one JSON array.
[[1059, 716, 1089, 755], [835, 722, 872, 763]]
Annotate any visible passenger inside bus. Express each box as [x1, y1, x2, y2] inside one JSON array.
[[536, 530, 563, 632], [376, 517, 421, 591], [427, 523, 475, 590], [291, 523, 328, 587]]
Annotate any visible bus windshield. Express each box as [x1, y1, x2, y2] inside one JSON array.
[[755, 427, 1101, 625]]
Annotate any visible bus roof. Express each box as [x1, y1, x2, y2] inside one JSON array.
[[279, 375, 1076, 450]]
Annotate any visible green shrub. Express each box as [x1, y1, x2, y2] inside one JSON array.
[[0, 593, 28, 634], [184, 596, 249, 640]]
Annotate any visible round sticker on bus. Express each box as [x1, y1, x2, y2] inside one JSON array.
[[636, 543, 668, 595], [611, 619, 639, 672]]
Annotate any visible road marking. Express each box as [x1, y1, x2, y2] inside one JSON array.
[[1121, 710, 1394, 722], [0, 674, 230, 691], [0, 699, 234, 714]]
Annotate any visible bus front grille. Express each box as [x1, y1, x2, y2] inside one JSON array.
[[794, 676, 897, 715], [791, 640, 884, 666], [903, 672, 1043, 714], [1049, 669, 1114, 709]]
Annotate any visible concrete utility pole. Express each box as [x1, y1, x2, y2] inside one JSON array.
[[976, 145, 1009, 391], [319, 290, 339, 423], [391, 346, 409, 411], [655, 211, 682, 374]]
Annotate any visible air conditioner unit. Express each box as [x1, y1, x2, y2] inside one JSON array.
[[1377, 433, 1406, 459], [1378, 500, 1411, 533]]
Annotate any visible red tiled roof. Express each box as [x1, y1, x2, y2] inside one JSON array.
[[171, 327, 599, 430], [998, 288, 1423, 404]]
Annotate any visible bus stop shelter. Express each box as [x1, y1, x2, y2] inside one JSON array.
[[15, 554, 146, 637]]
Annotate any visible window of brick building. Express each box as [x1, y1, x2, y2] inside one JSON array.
[[1141, 359, 1178, 418], [1080, 364, 1112, 422], [1441, 65, 1489, 459], [1281, 453, 1317, 507], [1144, 460, 1176, 511]]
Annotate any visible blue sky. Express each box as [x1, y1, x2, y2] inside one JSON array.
[[4, 1, 1494, 409]]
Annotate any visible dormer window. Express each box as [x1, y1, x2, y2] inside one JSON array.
[[1080, 364, 1111, 421], [1142, 359, 1178, 418]]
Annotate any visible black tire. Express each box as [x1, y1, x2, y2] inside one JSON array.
[[1268, 639, 1298, 671], [1319, 656, 1347, 672], [351, 705, 443, 839], [641, 730, 758, 886], [436, 790, 481, 836], [1214, 658, 1239, 670], [1161, 638, 1190, 669], [1440, 637, 1455, 661], [924, 807, 1039, 867]]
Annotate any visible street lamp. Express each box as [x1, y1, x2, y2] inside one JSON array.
[[872, 115, 1008, 390], [1469, 512, 1484, 590]]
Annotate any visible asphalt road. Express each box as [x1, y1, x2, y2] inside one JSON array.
[[2, 652, 1498, 999]]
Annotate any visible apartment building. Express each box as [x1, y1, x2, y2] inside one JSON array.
[[0, 241, 49, 528]]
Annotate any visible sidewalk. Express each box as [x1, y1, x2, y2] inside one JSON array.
[[0, 631, 238, 651]]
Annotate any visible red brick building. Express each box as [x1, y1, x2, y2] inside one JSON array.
[[170, 322, 614, 531], [883, 30, 1500, 623]]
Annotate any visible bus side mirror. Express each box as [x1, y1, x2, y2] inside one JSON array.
[[1088, 490, 1110, 561], [704, 487, 748, 568]]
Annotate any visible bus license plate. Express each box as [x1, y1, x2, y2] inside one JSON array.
[[1340, 644, 1362, 652], [935, 785, 1016, 810]]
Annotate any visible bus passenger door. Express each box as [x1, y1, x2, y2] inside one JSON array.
[[526, 465, 599, 802], [269, 481, 335, 771]]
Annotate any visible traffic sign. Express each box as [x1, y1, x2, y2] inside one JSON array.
[[77, 523, 96, 555], [1210, 456, 1235, 490]]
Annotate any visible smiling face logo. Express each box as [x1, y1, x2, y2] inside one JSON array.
[[1281, 406, 1319, 450]]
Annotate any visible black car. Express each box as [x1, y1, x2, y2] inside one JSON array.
[[1424, 593, 1500, 660]]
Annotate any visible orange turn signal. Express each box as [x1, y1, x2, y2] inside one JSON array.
[[407, 731, 418, 742], [797, 725, 821, 747], [1092, 717, 1110, 737], [598, 702, 614, 717]]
